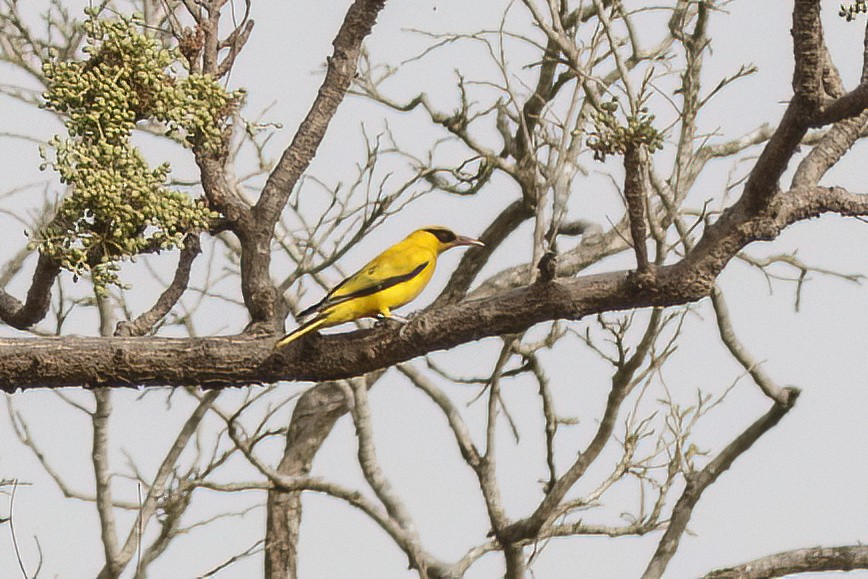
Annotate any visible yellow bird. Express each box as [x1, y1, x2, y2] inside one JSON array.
[[275, 227, 483, 348]]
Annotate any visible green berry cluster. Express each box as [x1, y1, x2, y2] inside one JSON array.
[[38, 11, 242, 290], [586, 100, 664, 162], [840, 2, 867, 21]]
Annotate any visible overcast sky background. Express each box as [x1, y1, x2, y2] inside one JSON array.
[[1, 1, 867, 578]]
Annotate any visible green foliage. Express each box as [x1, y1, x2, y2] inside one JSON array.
[[38, 12, 243, 290], [586, 99, 664, 162], [839, 1, 867, 21]]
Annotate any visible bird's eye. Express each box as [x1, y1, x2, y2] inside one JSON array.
[[425, 228, 456, 244]]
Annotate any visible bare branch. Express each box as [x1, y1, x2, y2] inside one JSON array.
[[432, 199, 531, 307], [624, 144, 651, 274], [255, 0, 388, 226], [641, 389, 801, 579], [0, 253, 59, 330], [499, 308, 663, 544], [93, 389, 122, 579], [5, 479, 43, 579], [710, 287, 792, 405], [397, 364, 481, 467], [115, 235, 202, 337], [705, 544, 868, 578], [199, 539, 265, 578], [0, 182, 863, 391], [111, 390, 220, 574]]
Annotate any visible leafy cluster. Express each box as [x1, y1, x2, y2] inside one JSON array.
[[586, 100, 664, 162], [839, 1, 867, 21], [38, 12, 242, 289]]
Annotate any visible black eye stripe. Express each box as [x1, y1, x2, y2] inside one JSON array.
[[424, 228, 457, 244]]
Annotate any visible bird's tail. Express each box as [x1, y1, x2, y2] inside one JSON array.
[[274, 315, 328, 349]]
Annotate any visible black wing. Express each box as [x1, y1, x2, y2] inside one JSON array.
[[297, 261, 429, 318]]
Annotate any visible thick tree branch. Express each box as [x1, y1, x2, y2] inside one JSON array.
[[741, 0, 824, 210], [624, 145, 651, 274], [0, 253, 59, 330], [812, 83, 868, 127], [254, 0, 387, 226], [0, 186, 865, 391], [705, 545, 868, 578], [231, 0, 387, 332], [264, 371, 384, 578], [791, 0, 823, 105], [264, 381, 350, 579], [792, 109, 868, 187]]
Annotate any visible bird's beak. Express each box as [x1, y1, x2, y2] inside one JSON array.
[[452, 235, 485, 248]]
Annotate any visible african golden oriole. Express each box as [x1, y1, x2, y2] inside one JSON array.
[[275, 227, 483, 348]]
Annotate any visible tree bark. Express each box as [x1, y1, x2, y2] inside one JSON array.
[[705, 545, 868, 578], [3, 181, 867, 391], [264, 381, 351, 578]]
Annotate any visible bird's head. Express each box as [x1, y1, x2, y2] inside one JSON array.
[[419, 226, 484, 253]]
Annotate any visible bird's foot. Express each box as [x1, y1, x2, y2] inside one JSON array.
[[375, 313, 409, 327]]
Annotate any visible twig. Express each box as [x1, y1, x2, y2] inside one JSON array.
[[197, 539, 265, 578], [7, 480, 30, 578], [641, 389, 801, 579]]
